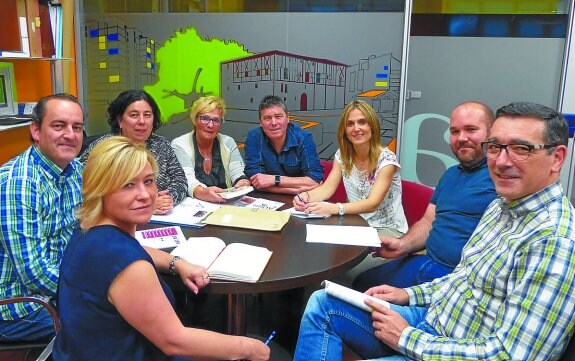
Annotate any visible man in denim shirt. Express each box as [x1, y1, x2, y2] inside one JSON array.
[[245, 95, 323, 194]]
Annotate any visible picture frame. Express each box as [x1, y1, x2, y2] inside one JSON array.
[[0, 62, 17, 116]]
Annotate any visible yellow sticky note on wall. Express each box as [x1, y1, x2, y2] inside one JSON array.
[[109, 75, 120, 83]]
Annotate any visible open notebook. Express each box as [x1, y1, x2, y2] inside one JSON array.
[[170, 237, 272, 283]]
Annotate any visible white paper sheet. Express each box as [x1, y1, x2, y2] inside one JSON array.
[[306, 224, 380, 247]]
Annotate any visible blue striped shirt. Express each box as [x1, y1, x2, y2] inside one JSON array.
[[0, 145, 82, 320], [403, 182, 575, 360]]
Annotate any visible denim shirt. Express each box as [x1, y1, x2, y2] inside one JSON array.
[[244, 123, 323, 182]]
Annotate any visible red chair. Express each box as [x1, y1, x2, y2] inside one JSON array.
[[320, 160, 347, 203], [401, 180, 434, 227]]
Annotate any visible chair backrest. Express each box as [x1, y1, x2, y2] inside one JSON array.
[[401, 180, 434, 227], [320, 160, 347, 203], [0, 297, 59, 360], [561, 336, 575, 361]]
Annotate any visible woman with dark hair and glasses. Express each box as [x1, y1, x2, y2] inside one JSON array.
[[171, 96, 250, 203], [80, 89, 187, 214]]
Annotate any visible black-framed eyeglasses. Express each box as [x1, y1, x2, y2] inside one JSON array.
[[481, 141, 557, 161], [197, 115, 222, 126]]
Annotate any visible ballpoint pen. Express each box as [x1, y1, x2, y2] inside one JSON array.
[[295, 192, 306, 204], [264, 330, 276, 345]]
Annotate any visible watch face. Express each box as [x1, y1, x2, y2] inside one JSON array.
[[275, 175, 280, 185]]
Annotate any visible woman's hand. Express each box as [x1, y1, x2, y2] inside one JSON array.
[[292, 193, 307, 211], [194, 186, 225, 203], [241, 337, 270, 361], [154, 190, 174, 215], [304, 201, 338, 215], [234, 179, 251, 188], [174, 260, 210, 294]]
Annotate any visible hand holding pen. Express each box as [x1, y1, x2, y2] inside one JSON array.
[[293, 192, 308, 211]]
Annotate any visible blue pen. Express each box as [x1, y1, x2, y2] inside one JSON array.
[[264, 330, 276, 345], [295, 193, 306, 204]]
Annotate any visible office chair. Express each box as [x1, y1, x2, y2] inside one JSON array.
[[0, 297, 59, 361]]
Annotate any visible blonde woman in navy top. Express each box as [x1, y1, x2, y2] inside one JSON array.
[[54, 136, 269, 361]]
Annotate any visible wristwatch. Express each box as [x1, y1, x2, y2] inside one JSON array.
[[337, 202, 345, 216], [274, 175, 281, 186]]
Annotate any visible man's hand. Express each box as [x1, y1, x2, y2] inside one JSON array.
[[154, 190, 174, 215], [250, 173, 275, 190], [365, 299, 409, 351], [365, 285, 409, 305], [376, 236, 407, 259]]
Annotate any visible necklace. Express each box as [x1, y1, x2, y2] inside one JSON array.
[[356, 157, 368, 165]]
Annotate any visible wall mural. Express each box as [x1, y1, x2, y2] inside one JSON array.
[[82, 13, 405, 160]]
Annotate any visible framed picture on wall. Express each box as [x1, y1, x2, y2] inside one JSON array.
[[0, 63, 17, 116]]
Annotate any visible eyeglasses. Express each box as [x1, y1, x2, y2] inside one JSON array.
[[197, 115, 222, 126], [481, 141, 557, 161]]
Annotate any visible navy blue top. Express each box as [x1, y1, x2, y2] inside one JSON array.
[[244, 123, 324, 183], [53, 225, 174, 361], [426, 159, 497, 269]]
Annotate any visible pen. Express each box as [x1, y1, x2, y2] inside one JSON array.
[[296, 193, 306, 204], [264, 330, 276, 345]]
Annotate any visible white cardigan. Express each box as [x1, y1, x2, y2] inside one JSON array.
[[171, 131, 247, 197]]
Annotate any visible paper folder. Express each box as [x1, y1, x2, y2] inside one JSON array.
[[202, 205, 290, 231]]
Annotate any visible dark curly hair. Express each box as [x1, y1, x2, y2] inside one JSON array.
[[107, 90, 162, 133]]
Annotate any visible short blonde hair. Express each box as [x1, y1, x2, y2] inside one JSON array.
[[77, 136, 158, 230], [189, 96, 226, 130], [337, 100, 382, 176]]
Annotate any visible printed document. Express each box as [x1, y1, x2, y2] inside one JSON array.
[[135, 226, 186, 249]]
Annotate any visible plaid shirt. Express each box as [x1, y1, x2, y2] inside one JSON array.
[[0, 146, 82, 320], [403, 181, 575, 361]]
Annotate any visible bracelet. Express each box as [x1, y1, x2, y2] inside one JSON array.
[[168, 256, 182, 275]]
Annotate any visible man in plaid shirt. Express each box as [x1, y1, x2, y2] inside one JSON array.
[[0, 94, 84, 342], [294, 102, 575, 361]]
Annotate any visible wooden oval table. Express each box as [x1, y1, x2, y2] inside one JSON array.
[[153, 192, 370, 335]]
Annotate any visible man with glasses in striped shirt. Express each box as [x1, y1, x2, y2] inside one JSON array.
[[0, 94, 84, 342], [294, 102, 575, 361]]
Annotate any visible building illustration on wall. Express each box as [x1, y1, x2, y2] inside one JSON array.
[[221, 50, 347, 112], [346, 53, 402, 146], [83, 20, 158, 134], [80, 19, 402, 158], [220, 50, 402, 154]]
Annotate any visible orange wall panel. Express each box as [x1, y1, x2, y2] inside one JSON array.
[[11, 59, 53, 102], [0, 125, 31, 165]]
